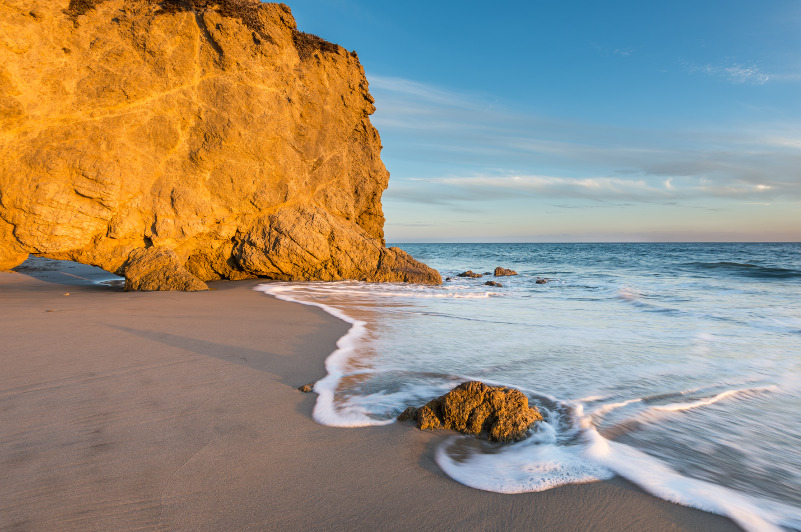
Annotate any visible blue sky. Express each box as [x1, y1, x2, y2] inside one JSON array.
[[287, 1, 801, 242]]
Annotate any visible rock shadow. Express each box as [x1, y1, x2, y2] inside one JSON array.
[[104, 323, 329, 388]]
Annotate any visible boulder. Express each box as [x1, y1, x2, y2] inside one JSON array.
[[457, 270, 483, 278], [399, 381, 543, 442], [124, 248, 208, 291], [0, 0, 440, 289], [484, 281, 502, 287], [494, 266, 518, 276]]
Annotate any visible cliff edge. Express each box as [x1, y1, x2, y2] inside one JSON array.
[[0, 0, 441, 289]]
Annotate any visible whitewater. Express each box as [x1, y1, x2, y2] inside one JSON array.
[[256, 242, 801, 531]]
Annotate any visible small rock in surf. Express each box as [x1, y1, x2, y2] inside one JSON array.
[[397, 381, 543, 442]]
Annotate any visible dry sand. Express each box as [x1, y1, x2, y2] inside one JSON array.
[[0, 259, 741, 531]]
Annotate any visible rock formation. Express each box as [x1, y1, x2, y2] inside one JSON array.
[[0, 0, 440, 289], [457, 270, 482, 278], [398, 381, 543, 442], [494, 266, 517, 276], [484, 280, 501, 287]]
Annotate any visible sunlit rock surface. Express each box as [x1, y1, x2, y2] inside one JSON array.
[[0, 0, 440, 289], [399, 381, 544, 442]]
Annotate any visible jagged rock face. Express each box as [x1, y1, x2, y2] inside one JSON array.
[[399, 381, 544, 442], [0, 0, 441, 289]]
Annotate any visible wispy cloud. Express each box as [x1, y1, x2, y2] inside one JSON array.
[[684, 62, 771, 85], [371, 74, 801, 211], [425, 175, 668, 200], [387, 173, 794, 206], [369, 74, 513, 135], [369, 75, 475, 109]]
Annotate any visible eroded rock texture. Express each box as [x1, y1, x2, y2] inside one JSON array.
[[399, 381, 543, 442], [0, 0, 441, 289]]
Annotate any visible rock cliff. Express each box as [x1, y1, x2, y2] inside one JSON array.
[[0, 0, 441, 288]]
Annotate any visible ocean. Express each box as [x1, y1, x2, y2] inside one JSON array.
[[256, 242, 801, 532]]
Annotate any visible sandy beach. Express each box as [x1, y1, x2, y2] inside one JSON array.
[[0, 259, 741, 531]]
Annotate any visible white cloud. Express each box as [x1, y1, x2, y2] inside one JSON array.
[[686, 62, 770, 85], [396, 173, 789, 205], [432, 175, 665, 197]]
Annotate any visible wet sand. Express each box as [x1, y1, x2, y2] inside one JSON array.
[[0, 259, 740, 530]]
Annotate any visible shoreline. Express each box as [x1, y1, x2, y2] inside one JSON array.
[[0, 259, 740, 530]]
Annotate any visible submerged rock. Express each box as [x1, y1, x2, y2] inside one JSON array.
[[399, 381, 543, 442], [457, 270, 483, 278], [536, 278, 548, 284], [494, 266, 518, 277], [0, 0, 440, 289], [485, 281, 502, 287]]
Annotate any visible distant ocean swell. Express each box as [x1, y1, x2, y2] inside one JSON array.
[[256, 242, 801, 532], [683, 261, 801, 279]]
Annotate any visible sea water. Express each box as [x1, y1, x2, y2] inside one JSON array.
[[256, 243, 801, 531]]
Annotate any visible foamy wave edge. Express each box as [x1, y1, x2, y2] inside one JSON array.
[[254, 283, 801, 532], [437, 396, 799, 532], [256, 283, 393, 428], [576, 403, 800, 532]]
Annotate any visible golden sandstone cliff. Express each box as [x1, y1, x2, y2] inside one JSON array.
[[0, 0, 441, 289]]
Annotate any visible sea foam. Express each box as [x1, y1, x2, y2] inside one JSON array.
[[262, 283, 393, 427]]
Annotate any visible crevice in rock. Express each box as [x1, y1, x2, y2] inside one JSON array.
[[192, 10, 225, 62], [64, 0, 107, 25], [156, 0, 275, 45], [276, 226, 322, 263]]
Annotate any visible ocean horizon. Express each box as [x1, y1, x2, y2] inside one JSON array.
[[258, 241, 801, 532]]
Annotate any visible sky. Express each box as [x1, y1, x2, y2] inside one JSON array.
[[286, 1, 801, 242]]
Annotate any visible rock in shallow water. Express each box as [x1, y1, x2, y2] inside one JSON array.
[[399, 381, 543, 442], [494, 266, 518, 276]]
